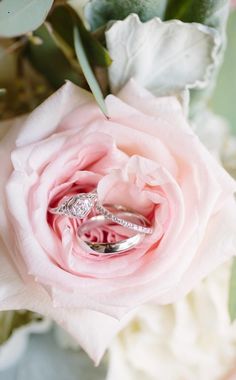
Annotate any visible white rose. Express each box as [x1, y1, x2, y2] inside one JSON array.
[[193, 110, 229, 159], [193, 109, 236, 181], [106, 264, 236, 380]]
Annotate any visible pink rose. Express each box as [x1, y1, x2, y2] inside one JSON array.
[[231, 0, 236, 7], [0, 80, 236, 362]]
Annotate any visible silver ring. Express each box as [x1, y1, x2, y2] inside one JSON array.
[[77, 213, 145, 255], [49, 192, 97, 219], [96, 204, 152, 235], [49, 191, 153, 235]]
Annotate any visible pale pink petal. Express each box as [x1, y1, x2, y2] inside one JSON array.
[[16, 81, 94, 147], [157, 197, 236, 303]]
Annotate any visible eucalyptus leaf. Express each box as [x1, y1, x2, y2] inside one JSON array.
[[78, 19, 112, 67], [0, 0, 54, 37], [165, 0, 229, 31], [106, 14, 221, 96], [73, 25, 108, 116], [26, 25, 85, 89], [85, 0, 168, 31], [228, 258, 236, 323]]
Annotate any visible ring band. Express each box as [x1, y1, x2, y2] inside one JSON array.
[[77, 213, 144, 255], [49, 191, 153, 235], [96, 204, 152, 235]]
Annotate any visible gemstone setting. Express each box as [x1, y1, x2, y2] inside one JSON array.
[[57, 193, 97, 219]]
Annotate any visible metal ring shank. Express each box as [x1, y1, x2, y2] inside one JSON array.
[[96, 204, 153, 235], [77, 213, 144, 255]]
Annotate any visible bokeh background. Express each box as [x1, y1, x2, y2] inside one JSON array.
[[212, 10, 236, 133]]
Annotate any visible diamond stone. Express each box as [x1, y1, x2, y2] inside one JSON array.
[[66, 195, 94, 219]]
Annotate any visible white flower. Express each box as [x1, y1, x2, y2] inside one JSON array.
[[192, 110, 236, 178], [193, 110, 229, 159], [106, 264, 236, 380], [193, 109, 236, 181], [105, 14, 221, 97], [192, 109, 236, 181]]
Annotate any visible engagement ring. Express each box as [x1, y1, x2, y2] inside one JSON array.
[[49, 191, 153, 235]]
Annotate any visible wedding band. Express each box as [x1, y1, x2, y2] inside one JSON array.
[[77, 213, 144, 255], [49, 191, 153, 235], [96, 204, 153, 235]]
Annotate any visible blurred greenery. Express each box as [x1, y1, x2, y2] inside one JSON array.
[[211, 11, 236, 133], [165, 0, 229, 30], [85, 0, 168, 31], [26, 24, 85, 89], [0, 311, 42, 345], [0, 6, 235, 127], [0, 328, 107, 380], [49, 6, 112, 67], [228, 258, 236, 322]]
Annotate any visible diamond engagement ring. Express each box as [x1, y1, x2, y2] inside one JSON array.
[[49, 192, 97, 219], [49, 191, 153, 235], [77, 212, 146, 255]]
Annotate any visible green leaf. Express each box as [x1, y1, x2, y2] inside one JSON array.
[[73, 25, 108, 116], [44, 21, 82, 74], [49, 5, 112, 67], [228, 258, 236, 323], [78, 19, 112, 67], [85, 0, 168, 31], [26, 25, 85, 89], [0, 88, 6, 96], [165, 0, 229, 30], [0, 0, 54, 37]]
